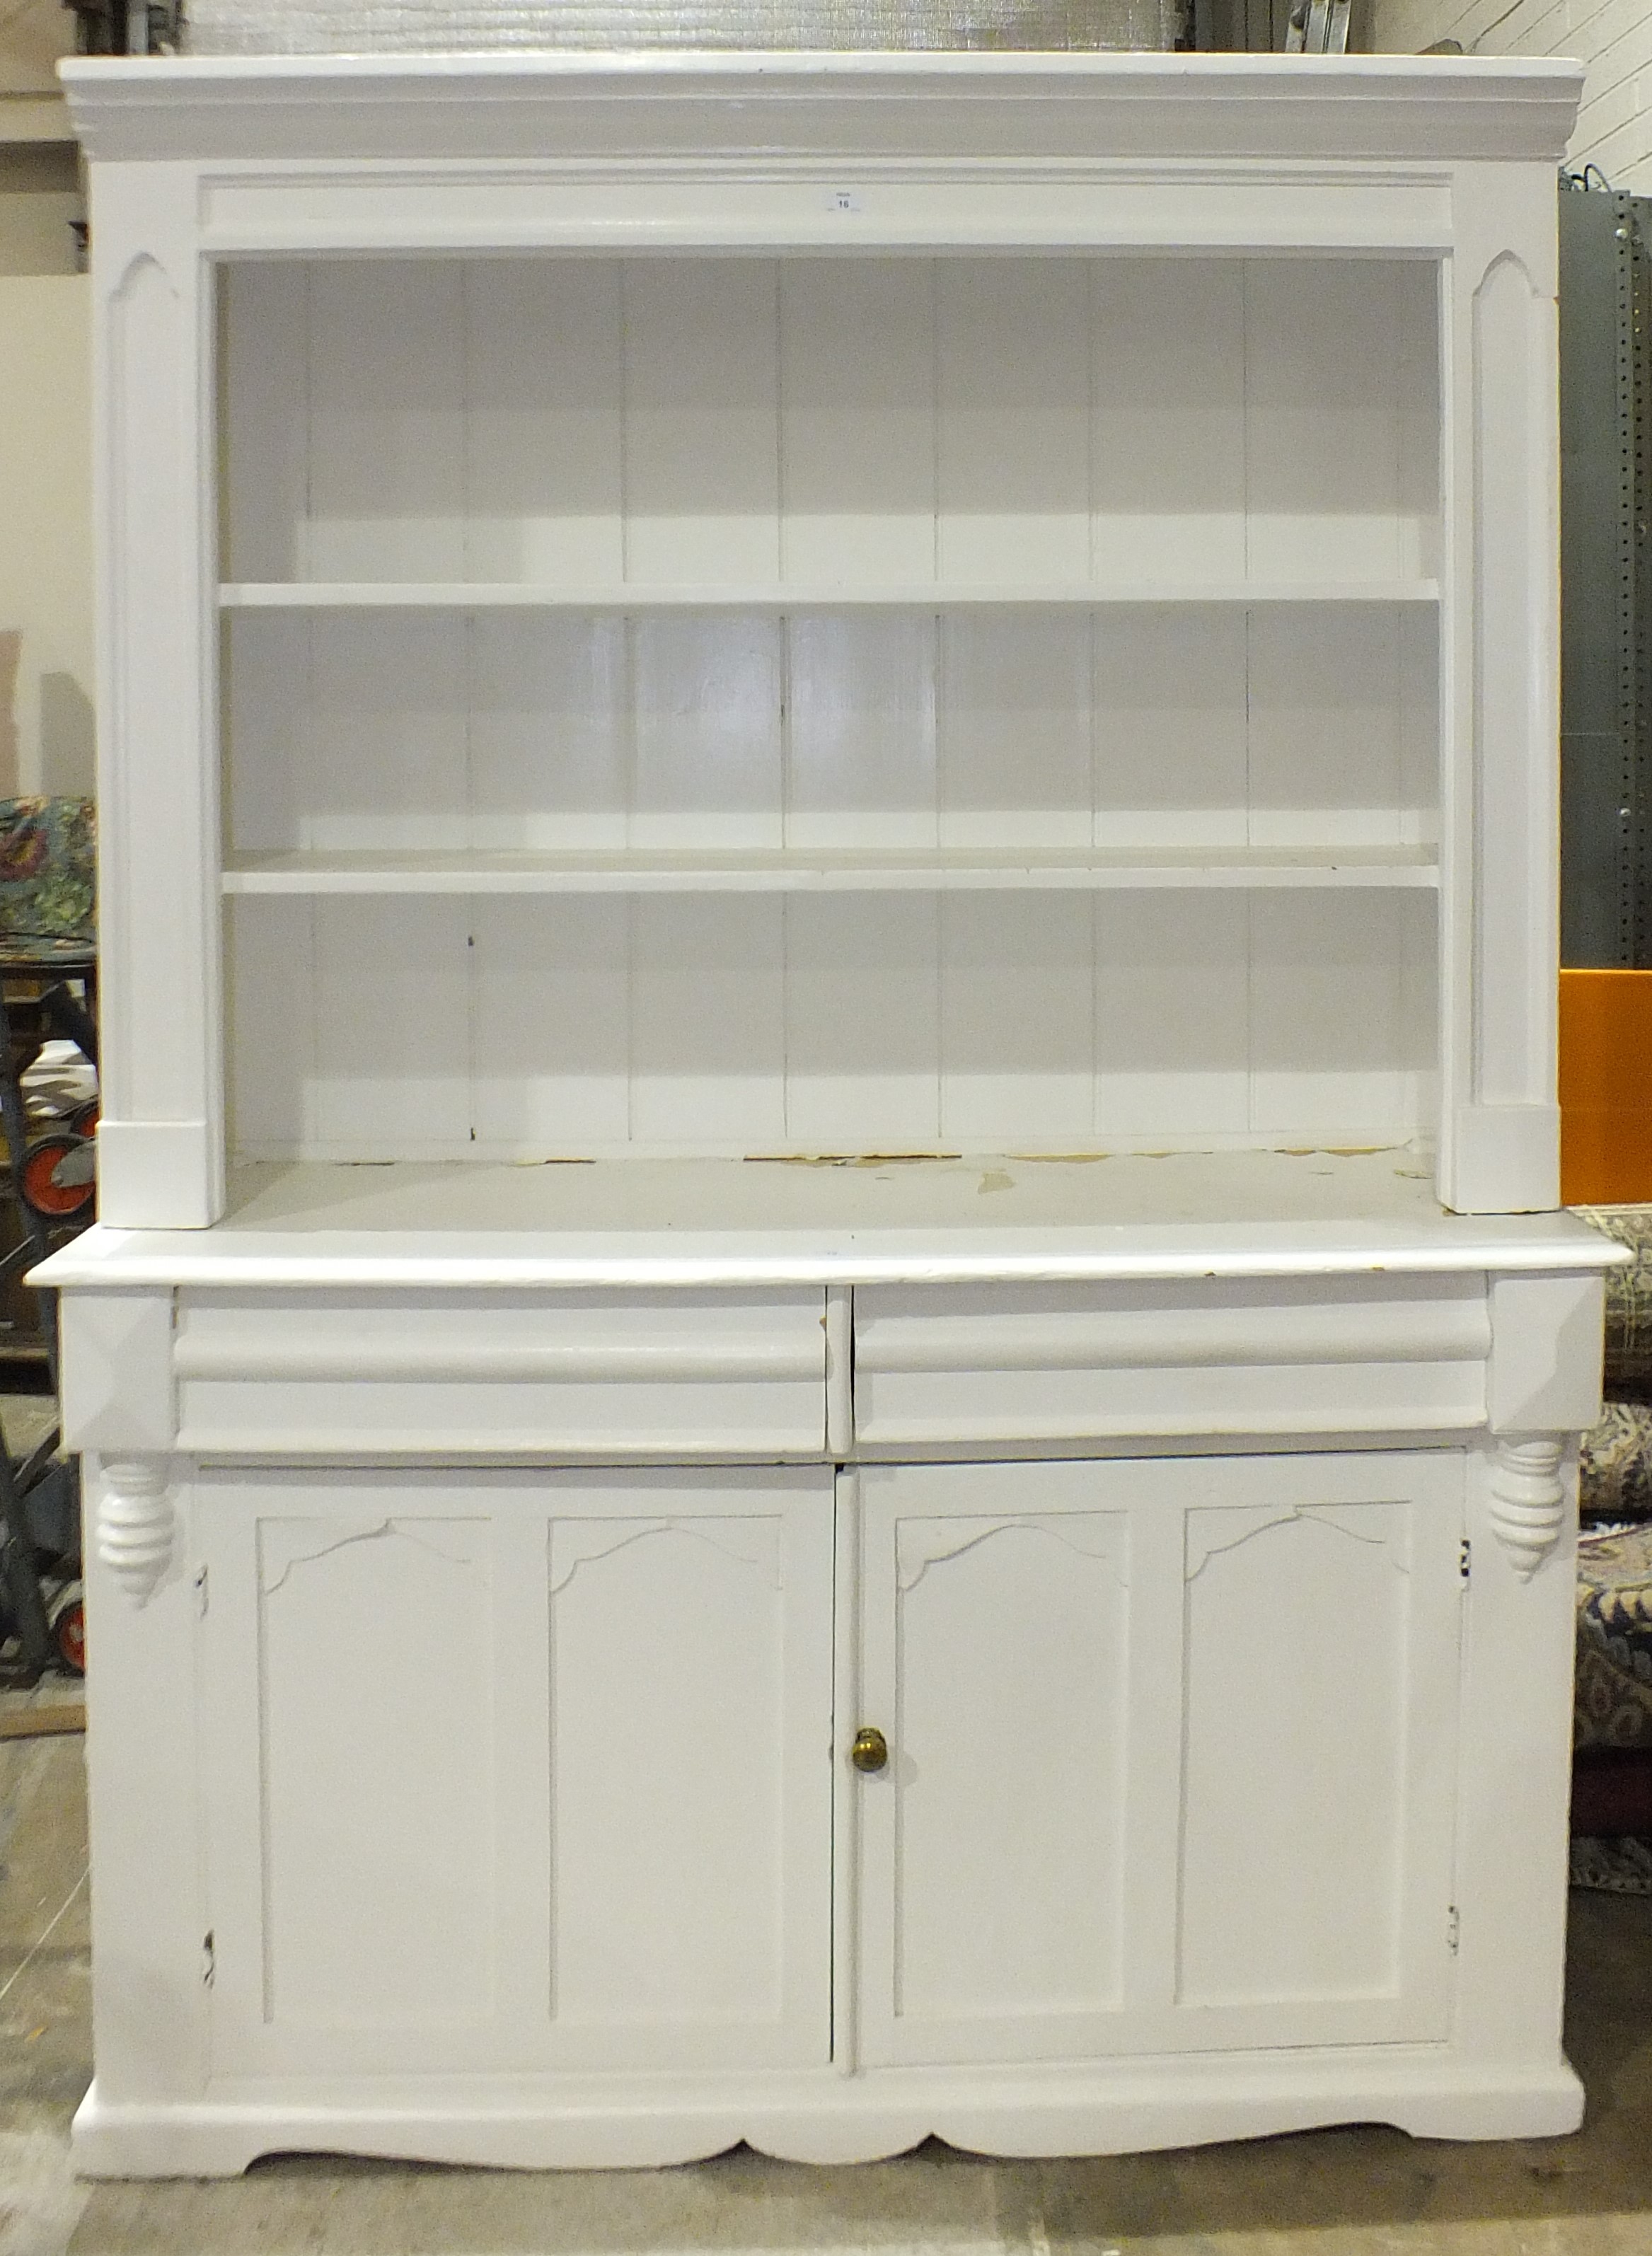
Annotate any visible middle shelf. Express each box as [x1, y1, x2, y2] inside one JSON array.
[[224, 606, 1440, 870], [221, 845, 1441, 896], [219, 581, 1444, 612]]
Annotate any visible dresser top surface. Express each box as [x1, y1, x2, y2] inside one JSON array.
[[35, 1150, 1623, 1289]]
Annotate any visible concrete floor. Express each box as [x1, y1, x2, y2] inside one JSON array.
[[4, 1696, 1652, 2255]]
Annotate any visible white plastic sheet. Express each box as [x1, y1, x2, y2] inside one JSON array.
[[182, 0, 1182, 54]]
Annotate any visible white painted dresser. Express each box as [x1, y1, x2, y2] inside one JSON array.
[[45, 50, 1620, 2176]]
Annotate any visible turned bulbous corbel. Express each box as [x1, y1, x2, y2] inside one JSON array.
[[1486, 1435, 1567, 1580], [98, 1457, 175, 1607]]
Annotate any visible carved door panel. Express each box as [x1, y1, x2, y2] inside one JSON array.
[[850, 1459, 1134, 2068], [200, 1464, 835, 2078], [850, 1452, 1464, 2068]]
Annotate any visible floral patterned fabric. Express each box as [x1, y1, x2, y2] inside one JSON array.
[[1580, 1400, 1652, 1525], [1577, 1522, 1652, 1750], [1576, 1205, 1652, 1394], [1571, 1214, 1652, 1748], [0, 799, 95, 949], [1571, 1836, 1652, 1892]]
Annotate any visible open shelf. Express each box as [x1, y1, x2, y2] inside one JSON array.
[[222, 255, 1440, 595], [216, 248, 1446, 1179], [226, 886, 1438, 1162], [221, 845, 1442, 896], [223, 608, 1439, 866], [219, 581, 1444, 612]]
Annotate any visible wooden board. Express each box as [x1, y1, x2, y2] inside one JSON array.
[[1559, 968, 1652, 1204]]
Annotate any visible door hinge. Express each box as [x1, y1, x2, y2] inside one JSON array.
[[1448, 1905, 1460, 1955], [194, 1563, 208, 1619], [202, 1930, 215, 1988], [1459, 1539, 1472, 1585]]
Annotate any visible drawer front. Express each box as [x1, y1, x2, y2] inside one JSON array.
[[175, 1288, 828, 1457], [853, 1276, 1491, 1447]]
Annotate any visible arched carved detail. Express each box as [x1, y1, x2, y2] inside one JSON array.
[[110, 248, 177, 312], [1487, 1437, 1566, 1580], [1185, 1502, 1409, 1583], [260, 1517, 479, 1600], [549, 1517, 780, 1597], [98, 1457, 174, 1607], [1471, 243, 1538, 309], [897, 1513, 1127, 1595]]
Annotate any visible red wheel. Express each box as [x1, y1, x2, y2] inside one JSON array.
[[68, 1100, 98, 1140], [50, 1587, 84, 1676], [20, 1133, 95, 1221]]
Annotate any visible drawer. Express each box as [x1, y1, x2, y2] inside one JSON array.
[[173, 1288, 829, 1457], [853, 1276, 1491, 1448]]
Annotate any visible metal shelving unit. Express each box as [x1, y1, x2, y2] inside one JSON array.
[[1560, 179, 1652, 967]]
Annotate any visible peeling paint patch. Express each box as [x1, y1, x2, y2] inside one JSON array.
[[743, 1152, 964, 1167], [1008, 1152, 1111, 1164]]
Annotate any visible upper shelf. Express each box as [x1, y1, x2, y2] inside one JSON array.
[[221, 581, 1443, 613], [219, 253, 1443, 591]]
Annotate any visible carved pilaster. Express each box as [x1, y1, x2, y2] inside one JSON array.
[[98, 1457, 174, 1607], [1439, 163, 1565, 1215], [1486, 1437, 1566, 1580]]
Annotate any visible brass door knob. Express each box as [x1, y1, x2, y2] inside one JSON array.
[[851, 1726, 889, 1774]]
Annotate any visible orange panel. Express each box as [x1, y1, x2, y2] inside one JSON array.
[[1560, 968, 1652, 1205]]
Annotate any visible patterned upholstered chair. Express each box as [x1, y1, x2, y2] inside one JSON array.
[[1573, 1208, 1652, 1843]]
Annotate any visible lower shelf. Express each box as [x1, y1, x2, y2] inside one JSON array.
[[221, 845, 1442, 895]]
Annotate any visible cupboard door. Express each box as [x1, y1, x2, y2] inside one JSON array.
[[541, 1467, 833, 2069], [202, 1465, 833, 2077], [851, 1452, 1463, 2067], [851, 1459, 1133, 2067]]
